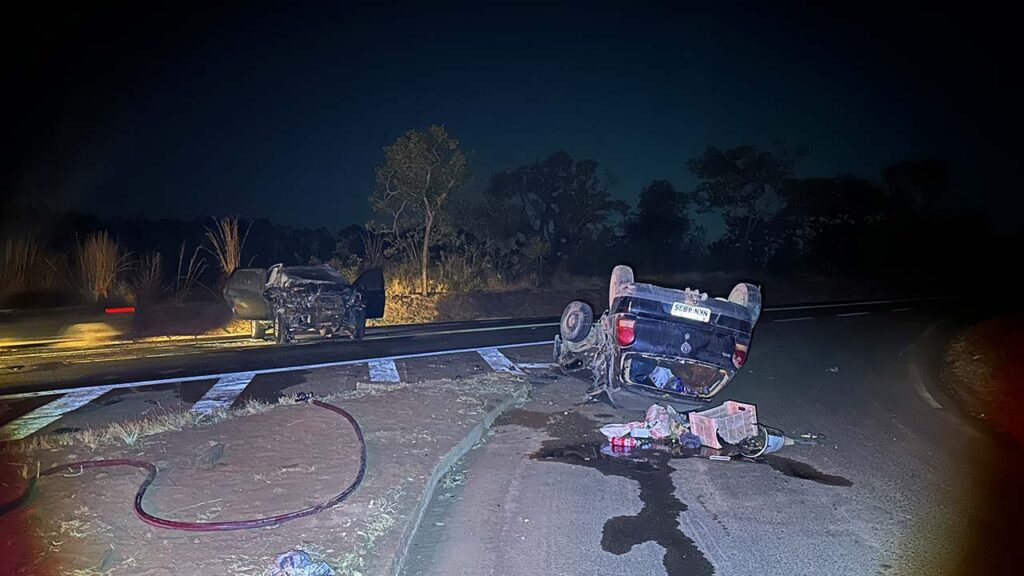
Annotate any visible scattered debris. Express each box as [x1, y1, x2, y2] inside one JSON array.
[[679, 431, 702, 450], [595, 399, 796, 460], [271, 550, 336, 576], [689, 401, 758, 449]]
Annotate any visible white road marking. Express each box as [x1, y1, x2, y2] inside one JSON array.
[[837, 311, 871, 317], [478, 348, 523, 373], [765, 296, 950, 312], [516, 362, 555, 369], [773, 316, 815, 323], [190, 372, 257, 414], [892, 307, 914, 312], [368, 358, 401, 382], [0, 340, 554, 400], [908, 364, 943, 409], [0, 386, 116, 441]]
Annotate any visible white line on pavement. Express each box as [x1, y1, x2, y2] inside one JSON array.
[[368, 358, 401, 382], [0, 386, 116, 441], [837, 311, 871, 317], [190, 372, 257, 414], [908, 364, 943, 409], [0, 340, 554, 400], [478, 348, 523, 374], [773, 316, 815, 323], [892, 307, 914, 312], [516, 362, 556, 369], [765, 296, 950, 312]]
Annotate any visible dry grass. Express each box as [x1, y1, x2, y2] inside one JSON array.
[[132, 252, 164, 300], [1, 236, 44, 294], [204, 216, 251, 280], [1, 236, 69, 298], [331, 486, 405, 575], [0, 398, 277, 455], [2, 376, 527, 456], [74, 232, 132, 302], [174, 242, 207, 303]]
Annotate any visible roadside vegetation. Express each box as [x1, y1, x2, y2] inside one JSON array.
[[1, 130, 1014, 323]]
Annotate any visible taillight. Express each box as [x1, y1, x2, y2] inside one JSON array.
[[615, 317, 635, 347], [104, 306, 135, 314], [732, 344, 748, 368]]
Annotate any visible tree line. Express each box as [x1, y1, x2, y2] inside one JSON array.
[[1, 124, 1008, 304]]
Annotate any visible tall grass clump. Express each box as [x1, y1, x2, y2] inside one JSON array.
[[175, 242, 207, 303], [1, 237, 44, 295], [133, 252, 164, 301], [205, 216, 250, 280], [74, 232, 131, 302]]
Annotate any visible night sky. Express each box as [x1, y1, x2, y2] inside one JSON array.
[[3, 2, 1020, 230]]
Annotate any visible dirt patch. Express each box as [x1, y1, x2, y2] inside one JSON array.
[[944, 314, 1024, 445], [0, 375, 528, 575]]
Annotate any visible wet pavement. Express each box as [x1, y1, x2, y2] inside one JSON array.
[[402, 309, 1022, 576]]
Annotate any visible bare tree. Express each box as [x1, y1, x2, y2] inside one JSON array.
[[371, 126, 467, 294]]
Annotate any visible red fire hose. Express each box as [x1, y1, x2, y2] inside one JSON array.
[[0, 398, 366, 532]]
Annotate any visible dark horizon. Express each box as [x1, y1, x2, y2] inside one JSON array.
[[3, 2, 1020, 231]]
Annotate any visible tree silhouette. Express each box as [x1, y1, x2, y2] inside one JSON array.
[[624, 180, 698, 271]]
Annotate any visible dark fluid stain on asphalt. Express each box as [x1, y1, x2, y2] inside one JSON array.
[[494, 408, 554, 430], [760, 454, 853, 487], [535, 443, 714, 576]]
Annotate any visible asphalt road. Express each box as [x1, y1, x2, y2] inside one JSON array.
[[401, 306, 1023, 576], [0, 299, 944, 396], [4, 297, 1019, 575]]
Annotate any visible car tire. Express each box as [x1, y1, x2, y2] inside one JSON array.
[[609, 265, 634, 311], [351, 309, 366, 340], [273, 313, 291, 344], [560, 301, 593, 343], [728, 283, 762, 324], [251, 320, 268, 340]]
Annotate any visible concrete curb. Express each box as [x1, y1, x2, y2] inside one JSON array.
[[388, 384, 528, 576]]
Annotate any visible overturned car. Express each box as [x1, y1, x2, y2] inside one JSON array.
[[224, 264, 385, 344], [554, 265, 760, 407]]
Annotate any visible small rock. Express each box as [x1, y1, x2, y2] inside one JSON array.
[[193, 442, 225, 470]]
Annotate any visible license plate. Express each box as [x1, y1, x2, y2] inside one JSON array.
[[670, 302, 711, 323]]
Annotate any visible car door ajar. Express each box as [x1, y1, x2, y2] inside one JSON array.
[[224, 268, 270, 320]]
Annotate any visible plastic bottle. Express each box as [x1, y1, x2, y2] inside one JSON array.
[[610, 434, 634, 448]]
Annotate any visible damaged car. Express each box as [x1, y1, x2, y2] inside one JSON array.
[[224, 264, 385, 344], [554, 265, 760, 407]]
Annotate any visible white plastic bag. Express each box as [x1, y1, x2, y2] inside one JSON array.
[[644, 404, 672, 440]]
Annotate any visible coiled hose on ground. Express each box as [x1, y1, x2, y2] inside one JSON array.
[[0, 398, 366, 532]]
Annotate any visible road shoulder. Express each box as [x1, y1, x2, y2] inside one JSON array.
[[0, 374, 528, 575]]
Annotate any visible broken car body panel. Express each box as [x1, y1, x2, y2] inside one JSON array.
[[555, 266, 760, 405], [224, 264, 385, 343]]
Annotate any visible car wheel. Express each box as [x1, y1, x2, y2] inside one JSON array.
[[251, 320, 268, 340], [560, 301, 593, 343], [351, 309, 366, 340], [728, 283, 762, 324], [273, 313, 291, 344], [609, 265, 634, 311]]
